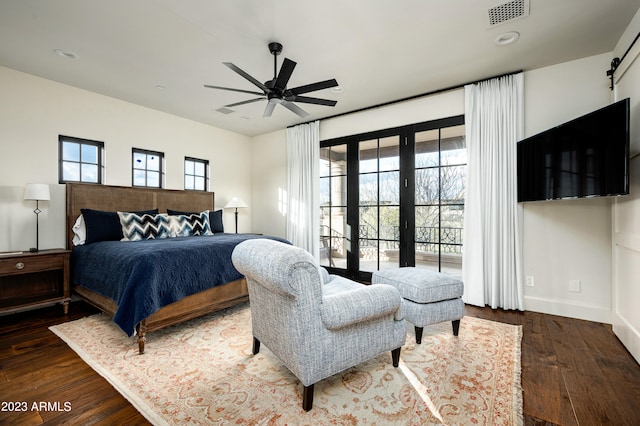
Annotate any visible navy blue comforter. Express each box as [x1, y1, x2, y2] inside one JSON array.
[[71, 233, 288, 336]]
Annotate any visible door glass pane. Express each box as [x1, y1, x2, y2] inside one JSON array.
[[359, 174, 378, 205], [320, 147, 331, 177], [359, 139, 378, 173], [320, 176, 330, 205], [320, 206, 347, 268], [415, 205, 439, 272], [414, 124, 465, 276], [358, 136, 400, 272], [379, 136, 399, 172], [415, 129, 439, 168], [319, 145, 348, 270], [415, 168, 439, 204], [441, 125, 467, 166], [379, 171, 399, 204], [441, 165, 466, 204], [331, 175, 347, 205]]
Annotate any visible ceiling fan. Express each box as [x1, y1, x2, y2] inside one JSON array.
[[204, 42, 339, 118]]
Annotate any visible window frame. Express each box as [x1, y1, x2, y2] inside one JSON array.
[[320, 115, 465, 281], [132, 148, 165, 188], [184, 156, 209, 191], [58, 135, 105, 184]]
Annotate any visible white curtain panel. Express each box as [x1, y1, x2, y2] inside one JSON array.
[[286, 121, 320, 259], [463, 73, 525, 310]]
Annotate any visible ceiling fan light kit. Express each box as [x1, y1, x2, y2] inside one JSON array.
[[205, 42, 339, 118]]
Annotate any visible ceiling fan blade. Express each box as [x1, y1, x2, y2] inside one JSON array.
[[274, 58, 296, 90], [223, 62, 270, 92], [290, 95, 337, 107], [225, 97, 265, 108], [281, 101, 309, 118], [288, 79, 338, 95], [263, 101, 276, 117], [203, 85, 265, 96]]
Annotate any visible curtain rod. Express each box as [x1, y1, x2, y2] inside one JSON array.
[[289, 69, 523, 128]]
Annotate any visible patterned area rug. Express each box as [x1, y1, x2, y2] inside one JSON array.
[[50, 302, 522, 425]]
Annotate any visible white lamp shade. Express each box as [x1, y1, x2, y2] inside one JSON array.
[[224, 197, 248, 209], [24, 183, 51, 201]]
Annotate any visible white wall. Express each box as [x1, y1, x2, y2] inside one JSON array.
[[250, 129, 288, 237], [521, 53, 615, 323], [0, 65, 252, 252]]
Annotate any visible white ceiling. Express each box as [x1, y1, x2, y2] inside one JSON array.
[[0, 0, 638, 137]]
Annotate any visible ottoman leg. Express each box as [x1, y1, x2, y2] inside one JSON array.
[[452, 319, 461, 336], [415, 326, 424, 344]]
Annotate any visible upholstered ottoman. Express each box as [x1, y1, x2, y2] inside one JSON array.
[[372, 267, 464, 344]]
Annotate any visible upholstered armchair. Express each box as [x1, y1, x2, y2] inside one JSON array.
[[231, 239, 407, 411]]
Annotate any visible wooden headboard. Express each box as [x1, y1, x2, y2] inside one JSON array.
[[65, 183, 215, 250]]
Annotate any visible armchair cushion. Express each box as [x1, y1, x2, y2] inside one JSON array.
[[321, 284, 402, 330]]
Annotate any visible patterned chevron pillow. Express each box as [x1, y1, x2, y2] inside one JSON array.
[[118, 212, 173, 241], [170, 211, 213, 237]]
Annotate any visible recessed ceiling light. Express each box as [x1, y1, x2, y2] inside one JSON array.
[[495, 31, 520, 46], [330, 86, 344, 94], [53, 48, 78, 59], [155, 85, 165, 91]]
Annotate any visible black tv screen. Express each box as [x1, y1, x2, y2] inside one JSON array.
[[517, 98, 630, 202]]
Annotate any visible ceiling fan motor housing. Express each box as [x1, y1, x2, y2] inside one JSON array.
[[268, 42, 283, 55]]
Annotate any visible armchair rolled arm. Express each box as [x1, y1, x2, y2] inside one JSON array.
[[321, 284, 402, 330]]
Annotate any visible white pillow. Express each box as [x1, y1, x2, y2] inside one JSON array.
[[72, 214, 86, 246]]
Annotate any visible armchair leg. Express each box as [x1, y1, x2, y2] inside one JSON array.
[[302, 384, 314, 411], [415, 326, 424, 344], [452, 319, 461, 336], [391, 347, 401, 367], [252, 337, 261, 355]]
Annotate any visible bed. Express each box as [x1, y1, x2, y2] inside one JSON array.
[[66, 183, 280, 354]]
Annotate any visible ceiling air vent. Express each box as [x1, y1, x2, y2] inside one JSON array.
[[215, 107, 235, 114], [488, 0, 530, 27]]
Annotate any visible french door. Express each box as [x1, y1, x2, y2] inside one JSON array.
[[320, 116, 465, 281]]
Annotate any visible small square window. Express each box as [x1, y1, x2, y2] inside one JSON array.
[[184, 157, 209, 191], [59, 135, 104, 184], [132, 148, 164, 188]]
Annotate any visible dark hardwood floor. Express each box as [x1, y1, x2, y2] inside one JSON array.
[[1, 301, 639, 425]]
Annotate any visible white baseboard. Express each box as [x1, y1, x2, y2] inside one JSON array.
[[524, 296, 612, 324], [612, 311, 640, 364]]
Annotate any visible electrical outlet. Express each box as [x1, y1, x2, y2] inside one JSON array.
[[525, 276, 535, 287], [569, 280, 581, 292]]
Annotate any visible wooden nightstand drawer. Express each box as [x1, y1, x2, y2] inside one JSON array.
[[0, 255, 64, 276], [0, 249, 71, 314]]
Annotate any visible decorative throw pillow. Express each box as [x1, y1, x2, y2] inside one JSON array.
[[118, 212, 173, 241], [81, 208, 159, 244], [168, 208, 223, 233], [209, 209, 224, 233], [170, 211, 213, 237]]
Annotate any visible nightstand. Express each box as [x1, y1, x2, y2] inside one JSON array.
[[0, 249, 71, 315]]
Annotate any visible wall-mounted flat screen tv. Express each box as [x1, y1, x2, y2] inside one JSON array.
[[517, 98, 630, 202]]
